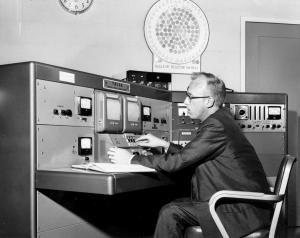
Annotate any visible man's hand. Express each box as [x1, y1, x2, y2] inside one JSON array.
[[136, 134, 170, 151], [107, 147, 133, 164]]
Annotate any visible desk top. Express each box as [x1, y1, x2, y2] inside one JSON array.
[[36, 168, 174, 195]]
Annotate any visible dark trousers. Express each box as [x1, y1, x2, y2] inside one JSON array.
[[153, 199, 222, 238]]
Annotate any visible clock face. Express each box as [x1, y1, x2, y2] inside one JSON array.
[[59, 0, 93, 15]]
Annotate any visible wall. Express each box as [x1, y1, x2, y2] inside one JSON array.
[[1, 0, 300, 91]]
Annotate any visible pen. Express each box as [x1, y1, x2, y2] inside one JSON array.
[[136, 138, 149, 142]]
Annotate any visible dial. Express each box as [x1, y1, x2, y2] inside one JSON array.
[[59, 0, 93, 15]]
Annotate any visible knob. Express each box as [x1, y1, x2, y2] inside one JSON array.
[[65, 109, 73, 117], [161, 119, 167, 124], [61, 110, 66, 116], [53, 109, 59, 115], [239, 110, 245, 115], [153, 118, 159, 123]]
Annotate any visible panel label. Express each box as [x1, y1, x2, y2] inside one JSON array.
[[103, 79, 130, 93]]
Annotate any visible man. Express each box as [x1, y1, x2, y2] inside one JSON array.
[[108, 72, 271, 238]]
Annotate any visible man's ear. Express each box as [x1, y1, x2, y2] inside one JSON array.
[[206, 97, 215, 108]]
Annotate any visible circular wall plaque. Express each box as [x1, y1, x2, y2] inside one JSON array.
[[145, 0, 209, 64]]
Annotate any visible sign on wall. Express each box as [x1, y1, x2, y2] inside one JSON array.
[[144, 0, 209, 74]]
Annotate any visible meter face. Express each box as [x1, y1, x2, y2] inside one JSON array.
[[268, 106, 281, 120], [80, 98, 92, 109], [78, 137, 92, 156], [78, 97, 92, 116]]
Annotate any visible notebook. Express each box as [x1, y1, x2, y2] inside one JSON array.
[[71, 162, 155, 173]]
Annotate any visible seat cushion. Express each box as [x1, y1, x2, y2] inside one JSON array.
[[184, 226, 204, 238], [185, 226, 269, 238], [244, 228, 269, 238]]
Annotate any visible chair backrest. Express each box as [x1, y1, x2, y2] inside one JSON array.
[[269, 155, 296, 237], [274, 155, 296, 195]]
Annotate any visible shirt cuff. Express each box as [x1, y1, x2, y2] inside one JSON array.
[[164, 141, 170, 153], [129, 154, 135, 163]]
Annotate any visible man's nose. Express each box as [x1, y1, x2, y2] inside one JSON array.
[[183, 97, 189, 105]]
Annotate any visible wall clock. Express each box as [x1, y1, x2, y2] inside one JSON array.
[[59, 0, 93, 15]]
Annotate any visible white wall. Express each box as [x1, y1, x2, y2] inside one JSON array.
[[1, 0, 300, 91]]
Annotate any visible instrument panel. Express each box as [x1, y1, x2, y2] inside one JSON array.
[[229, 103, 286, 132]]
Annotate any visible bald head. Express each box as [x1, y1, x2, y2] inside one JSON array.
[[190, 72, 226, 108]]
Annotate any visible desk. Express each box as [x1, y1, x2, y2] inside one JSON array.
[[35, 169, 176, 237], [36, 168, 174, 195]]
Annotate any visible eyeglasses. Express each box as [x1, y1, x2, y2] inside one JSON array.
[[185, 92, 211, 102]]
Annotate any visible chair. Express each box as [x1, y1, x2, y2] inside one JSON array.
[[184, 154, 296, 238]]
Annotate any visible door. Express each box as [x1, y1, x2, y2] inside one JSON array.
[[245, 21, 300, 226]]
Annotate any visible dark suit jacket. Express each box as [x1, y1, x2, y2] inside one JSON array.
[[131, 108, 272, 237]]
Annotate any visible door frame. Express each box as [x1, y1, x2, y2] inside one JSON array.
[[240, 17, 300, 92]]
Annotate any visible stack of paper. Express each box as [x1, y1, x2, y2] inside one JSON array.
[[71, 163, 155, 173]]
